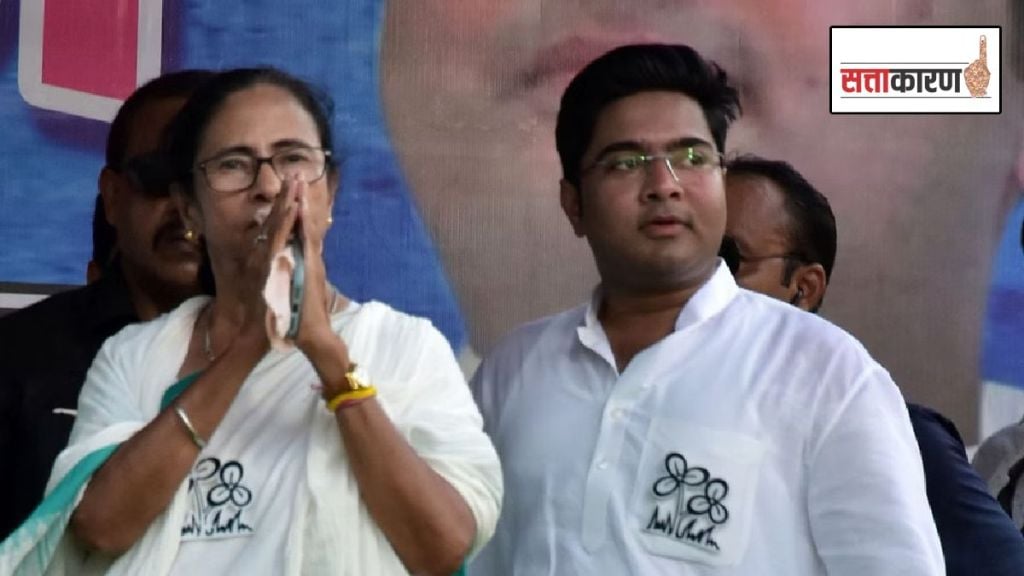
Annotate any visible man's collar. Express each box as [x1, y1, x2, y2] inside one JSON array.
[[580, 258, 738, 337], [672, 259, 738, 331]]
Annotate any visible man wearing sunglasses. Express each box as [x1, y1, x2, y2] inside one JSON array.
[[723, 154, 1024, 575], [0, 70, 212, 539]]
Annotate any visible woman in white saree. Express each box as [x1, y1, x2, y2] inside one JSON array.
[[0, 68, 502, 576]]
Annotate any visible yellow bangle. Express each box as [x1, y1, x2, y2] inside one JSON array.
[[326, 386, 377, 412]]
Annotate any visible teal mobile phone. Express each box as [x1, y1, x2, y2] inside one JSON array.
[[286, 238, 305, 339]]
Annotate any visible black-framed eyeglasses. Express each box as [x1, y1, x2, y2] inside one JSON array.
[[196, 146, 332, 193], [117, 152, 175, 197], [582, 143, 725, 183]]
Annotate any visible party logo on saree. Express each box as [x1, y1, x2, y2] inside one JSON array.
[[181, 457, 255, 540]]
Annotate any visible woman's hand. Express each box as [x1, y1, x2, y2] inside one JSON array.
[[239, 177, 302, 342], [290, 178, 346, 358]]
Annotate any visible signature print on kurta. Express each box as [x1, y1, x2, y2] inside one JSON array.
[[181, 457, 254, 540], [645, 452, 730, 552]]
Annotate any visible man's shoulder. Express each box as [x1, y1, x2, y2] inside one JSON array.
[[730, 289, 871, 352], [908, 403, 971, 467], [0, 284, 101, 351], [471, 304, 587, 420], [0, 285, 112, 397], [471, 304, 587, 388], [974, 418, 1024, 494], [0, 285, 91, 327], [487, 304, 587, 361], [908, 403, 961, 441], [0, 273, 135, 337], [721, 290, 889, 397]]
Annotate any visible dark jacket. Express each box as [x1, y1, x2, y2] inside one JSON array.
[[909, 403, 1024, 575], [0, 268, 136, 539]]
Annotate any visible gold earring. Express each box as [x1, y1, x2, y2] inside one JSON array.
[[326, 215, 334, 225], [185, 229, 195, 242]]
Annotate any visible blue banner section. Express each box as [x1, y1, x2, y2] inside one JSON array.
[[0, 0, 466, 350], [982, 198, 1024, 388]]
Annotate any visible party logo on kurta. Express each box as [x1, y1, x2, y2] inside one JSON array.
[[644, 452, 730, 553]]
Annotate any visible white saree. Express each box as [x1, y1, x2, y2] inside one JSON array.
[[0, 297, 502, 575]]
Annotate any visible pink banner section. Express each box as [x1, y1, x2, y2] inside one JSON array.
[[41, 0, 139, 99]]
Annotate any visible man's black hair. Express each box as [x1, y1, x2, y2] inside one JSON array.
[[555, 43, 741, 189], [105, 70, 215, 169], [727, 154, 837, 293], [93, 69, 213, 273]]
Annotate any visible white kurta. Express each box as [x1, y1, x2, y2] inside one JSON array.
[[470, 262, 943, 575], [1, 297, 501, 575]]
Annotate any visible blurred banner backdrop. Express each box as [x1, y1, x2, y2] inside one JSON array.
[[0, 0, 1020, 442]]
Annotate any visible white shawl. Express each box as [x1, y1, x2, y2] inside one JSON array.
[[0, 297, 502, 575]]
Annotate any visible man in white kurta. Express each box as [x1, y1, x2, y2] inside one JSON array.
[[471, 264, 942, 574], [468, 43, 943, 575]]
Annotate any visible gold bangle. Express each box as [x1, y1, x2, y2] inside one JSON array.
[[326, 386, 377, 412]]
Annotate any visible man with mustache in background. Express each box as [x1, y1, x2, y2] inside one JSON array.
[[0, 70, 212, 539], [469, 44, 942, 575]]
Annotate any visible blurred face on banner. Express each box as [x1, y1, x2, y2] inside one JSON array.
[[382, 0, 1021, 428]]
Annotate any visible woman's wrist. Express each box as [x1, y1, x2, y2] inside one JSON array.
[[319, 365, 358, 400], [324, 382, 377, 412], [304, 331, 354, 395]]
